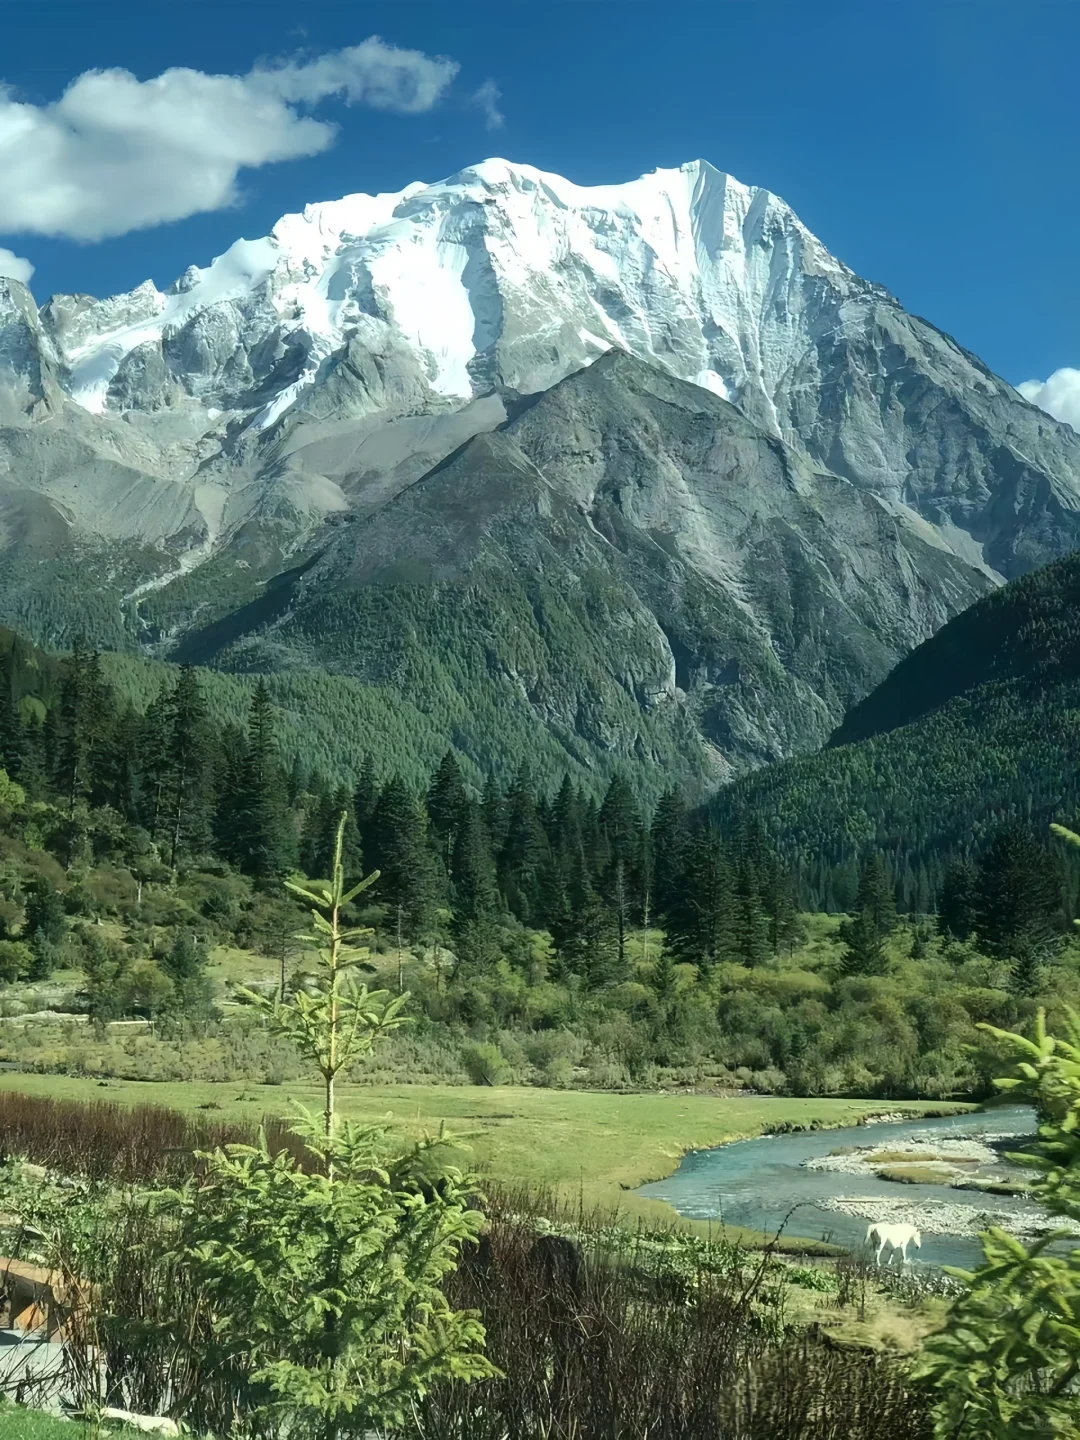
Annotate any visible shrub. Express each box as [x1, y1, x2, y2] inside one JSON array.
[[0, 939, 32, 982], [463, 1041, 510, 1086]]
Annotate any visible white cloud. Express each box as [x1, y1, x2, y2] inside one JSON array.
[[0, 248, 33, 284], [472, 79, 504, 131], [0, 38, 459, 243], [1018, 369, 1080, 432]]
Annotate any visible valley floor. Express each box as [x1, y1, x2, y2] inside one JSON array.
[[0, 1072, 962, 1235]]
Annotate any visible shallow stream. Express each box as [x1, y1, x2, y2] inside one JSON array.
[[637, 1105, 1038, 1270]]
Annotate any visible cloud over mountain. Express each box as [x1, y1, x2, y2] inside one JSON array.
[[1018, 368, 1080, 434], [0, 39, 459, 243], [0, 248, 32, 284]]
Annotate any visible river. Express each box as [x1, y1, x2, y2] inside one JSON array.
[[637, 1105, 1040, 1270]]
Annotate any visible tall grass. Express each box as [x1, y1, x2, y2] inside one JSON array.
[[0, 1091, 299, 1183], [413, 1186, 932, 1440], [0, 1095, 933, 1438]]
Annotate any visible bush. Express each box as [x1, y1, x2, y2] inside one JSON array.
[[463, 1041, 510, 1086], [0, 939, 32, 982]]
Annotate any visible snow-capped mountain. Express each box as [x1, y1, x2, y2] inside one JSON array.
[[39, 159, 856, 428], [2, 157, 1080, 776]]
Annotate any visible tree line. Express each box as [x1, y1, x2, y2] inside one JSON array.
[[0, 640, 801, 987]]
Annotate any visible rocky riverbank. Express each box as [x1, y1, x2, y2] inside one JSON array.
[[803, 1123, 1077, 1241], [815, 1193, 1073, 1240]]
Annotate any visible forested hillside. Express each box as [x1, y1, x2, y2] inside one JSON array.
[[0, 623, 1078, 1104], [715, 553, 1080, 910]]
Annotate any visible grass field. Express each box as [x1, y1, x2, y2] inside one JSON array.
[[0, 1408, 141, 1439], [0, 1071, 966, 1237]]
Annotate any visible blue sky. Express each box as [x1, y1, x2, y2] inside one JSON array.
[[0, 1, 1076, 400]]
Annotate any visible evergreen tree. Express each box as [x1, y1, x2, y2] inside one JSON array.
[[853, 852, 898, 934], [353, 753, 379, 831], [649, 789, 688, 923], [761, 854, 800, 954], [838, 854, 896, 976], [162, 666, 213, 868], [160, 931, 214, 1023], [223, 682, 296, 884], [0, 652, 24, 780], [664, 826, 736, 971], [53, 639, 115, 823], [732, 843, 771, 967], [367, 777, 438, 934], [300, 780, 339, 880], [557, 890, 622, 991], [426, 750, 468, 870], [937, 858, 978, 941], [650, 948, 679, 1002], [838, 907, 889, 977], [23, 877, 66, 979], [598, 775, 644, 970], [974, 826, 1063, 993], [499, 768, 549, 924], [450, 800, 499, 926]]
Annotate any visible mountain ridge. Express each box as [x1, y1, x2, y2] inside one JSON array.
[[2, 156, 1080, 784]]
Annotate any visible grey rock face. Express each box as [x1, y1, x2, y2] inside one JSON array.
[[186, 354, 993, 775]]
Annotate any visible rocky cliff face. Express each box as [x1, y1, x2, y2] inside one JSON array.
[[0, 158, 1077, 778], [181, 353, 993, 775]]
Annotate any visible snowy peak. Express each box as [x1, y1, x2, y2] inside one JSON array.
[[34, 158, 867, 430]]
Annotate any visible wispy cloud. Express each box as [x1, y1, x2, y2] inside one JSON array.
[[0, 38, 459, 243], [1018, 368, 1080, 432], [472, 79, 505, 131]]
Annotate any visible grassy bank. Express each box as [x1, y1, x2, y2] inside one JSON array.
[[0, 1073, 966, 1236]]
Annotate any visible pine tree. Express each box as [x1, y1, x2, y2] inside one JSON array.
[[664, 826, 736, 971], [598, 775, 644, 970], [367, 777, 439, 934], [53, 639, 115, 823], [974, 826, 1063, 994], [761, 854, 800, 954], [222, 682, 295, 883], [162, 666, 212, 868], [23, 878, 66, 979], [853, 852, 898, 935], [426, 750, 468, 870], [731, 833, 772, 967], [451, 799, 499, 927], [649, 789, 687, 923], [937, 858, 978, 941], [160, 931, 215, 1023], [300, 780, 339, 880], [0, 652, 24, 780], [499, 768, 549, 924], [838, 853, 896, 977], [839, 907, 889, 977], [557, 890, 622, 991], [353, 753, 379, 831], [650, 949, 679, 1002]]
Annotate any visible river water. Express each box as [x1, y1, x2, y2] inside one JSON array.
[[637, 1105, 1038, 1270]]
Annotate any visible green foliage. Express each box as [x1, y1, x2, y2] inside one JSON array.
[[242, 815, 409, 1137], [0, 767, 24, 819], [716, 553, 1080, 913], [462, 1041, 511, 1086], [0, 938, 31, 981], [156, 1123, 496, 1437], [918, 1002, 1080, 1437], [974, 826, 1064, 996]]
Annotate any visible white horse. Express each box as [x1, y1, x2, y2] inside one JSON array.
[[865, 1222, 921, 1266]]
